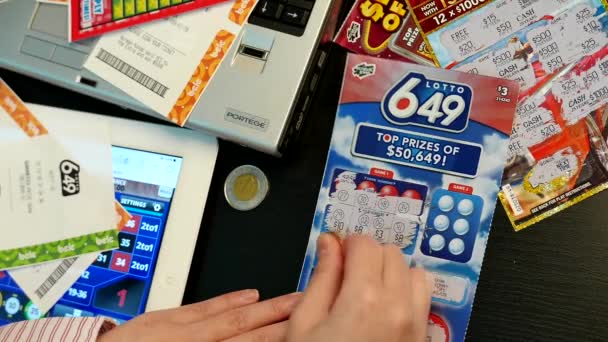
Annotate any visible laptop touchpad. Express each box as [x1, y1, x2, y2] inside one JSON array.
[[30, 3, 68, 40]]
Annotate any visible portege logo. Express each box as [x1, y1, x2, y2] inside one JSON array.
[[225, 108, 269, 131], [381, 72, 473, 133]]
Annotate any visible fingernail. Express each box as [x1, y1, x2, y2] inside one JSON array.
[[240, 289, 259, 302], [317, 234, 329, 256], [285, 292, 302, 310]]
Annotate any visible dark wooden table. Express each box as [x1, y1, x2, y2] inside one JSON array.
[[3, 44, 608, 341]]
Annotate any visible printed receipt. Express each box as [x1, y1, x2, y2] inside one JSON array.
[[0, 80, 117, 269], [84, 0, 255, 126]]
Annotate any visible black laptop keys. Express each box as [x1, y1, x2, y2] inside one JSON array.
[[249, 0, 315, 36]]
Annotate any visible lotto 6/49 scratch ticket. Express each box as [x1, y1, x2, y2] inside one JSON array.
[[297, 54, 519, 342]]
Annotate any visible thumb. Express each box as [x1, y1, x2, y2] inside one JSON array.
[[290, 233, 343, 335]]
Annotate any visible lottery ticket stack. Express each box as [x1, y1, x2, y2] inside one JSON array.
[[399, 0, 608, 229]]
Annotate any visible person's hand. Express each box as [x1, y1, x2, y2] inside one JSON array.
[[98, 290, 301, 342], [288, 233, 432, 342]]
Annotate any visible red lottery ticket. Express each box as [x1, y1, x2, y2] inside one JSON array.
[[334, 0, 436, 65], [69, 0, 227, 41]]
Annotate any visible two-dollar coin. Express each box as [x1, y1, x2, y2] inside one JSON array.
[[224, 165, 269, 211]]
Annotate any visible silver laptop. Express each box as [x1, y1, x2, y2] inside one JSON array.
[[0, 1, 159, 117], [0, 0, 342, 155]]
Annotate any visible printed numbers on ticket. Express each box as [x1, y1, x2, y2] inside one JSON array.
[[325, 169, 427, 251]]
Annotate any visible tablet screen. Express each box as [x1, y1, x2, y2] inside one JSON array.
[[0, 146, 183, 325]]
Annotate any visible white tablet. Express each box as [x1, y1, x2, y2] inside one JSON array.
[[0, 104, 218, 324]]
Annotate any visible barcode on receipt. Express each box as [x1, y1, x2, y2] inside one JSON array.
[[35, 257, 77, 299], [96, 49, 169, 97]]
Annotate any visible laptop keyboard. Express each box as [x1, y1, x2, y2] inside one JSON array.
[[248, 0, 315, 37]]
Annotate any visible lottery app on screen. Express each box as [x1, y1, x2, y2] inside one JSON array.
[[0, 146, 183, 325], [297, 54, 520, 341]]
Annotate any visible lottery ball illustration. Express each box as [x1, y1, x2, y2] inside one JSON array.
[[421, 189, 482, 263], [433, 215, 450, 231], [438, 195, 454, 212], [453, 218, 469, 235], [379, 185, 399, 197], [24, 301, 42, 320], [357, 180, 377, 192], [448, 238, 465, 255], [429, 235, 445, 251], [402, 189, 422, 199], [4, 297, 20, 315], [457, 199, 474, 216]]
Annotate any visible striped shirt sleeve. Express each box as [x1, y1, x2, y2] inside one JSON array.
[[0, 317, 116, 342]]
